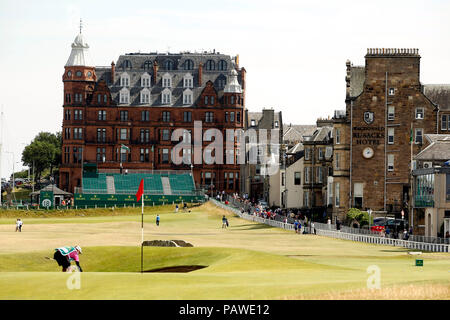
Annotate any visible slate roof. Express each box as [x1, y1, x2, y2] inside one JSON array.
[[247, 111, 282, 128], [423, 84, 450, 111], [94, 52, 240, 107], [415, 134, 450, 160], [283, 125, 317, 143]]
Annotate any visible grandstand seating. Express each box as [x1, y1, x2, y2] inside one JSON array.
[[82, 172, 195, 195]]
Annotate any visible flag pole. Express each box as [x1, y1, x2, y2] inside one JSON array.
[[141, 192, 144, 274]]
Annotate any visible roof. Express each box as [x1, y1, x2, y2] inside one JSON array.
[[247, 110, 282, 129], [287, 142, 304, 154], [65, 32, 92, 67], [423, 84, 450, 111], [303, 126, 333, 143], [415, 134, 450, 161], [94, 52, 241, 108], [31, 184, 73, 196], [283, 125, 317, 143], [348, 64, 365, 99]]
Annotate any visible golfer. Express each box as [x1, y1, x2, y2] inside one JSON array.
[[53, 245, 83, 272], [15, 219, 23, 232], [222, 215, 227, 228], [156, 214, 160, 226]]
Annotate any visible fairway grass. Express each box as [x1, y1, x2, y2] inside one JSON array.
[[0, 202, 449, 299]]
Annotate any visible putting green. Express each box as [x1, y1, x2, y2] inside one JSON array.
[[0, 202, 449, 299]]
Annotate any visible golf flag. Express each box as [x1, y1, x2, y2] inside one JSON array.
[[136, 179, 144, 202], [121, 144, 130, 151]]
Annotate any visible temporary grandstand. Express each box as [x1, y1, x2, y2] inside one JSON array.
[[74, 166, 204, 207]]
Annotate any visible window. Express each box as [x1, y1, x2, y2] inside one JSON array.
[[120, 128, 128, 140], [143, 60, 152, 70], [122, 60, 132, 69], [164, 60, 174, 70], [140, 148, 150, 162], [388, 154, 394, 172], [228, 172, 234, 190], [388, 106, 395, 121], [104, 94, 108, 103], [120, 73, 130, 87], [183, 89, 193, 105], [161, 148, 169, 164], [162, 88, 171, 104], [140, 129, 150, 143], [64, 147, 70, 163], [225, 112, 229, 122], [294, 172, 301, 185], [64, 127, 71, 139], [96, 147, 106, 162], [230, 112, 235, 122], [141, 110, 150, 121], [416, 107, 424, 119], [415, 128, 423, 144], [184, 59, 194, 70], [97, 128, 106, 143], [141, 73, 151, 87], [73, 128, 83, 139], [388, 88, 395, 96], [76, 71, 82, 77], [237, 112, 241, 123], [305, 167, 310, 183], [442, 115, 448, 131], [335, 183, 340, 207], [305, 148, 310, 160], [281, 172, 285, 186], [304, 191, 309, 208], [217, 78, 226, 88], [318, 148, 324, 160], [204, 96, 209, 105], [317, 167, 323, 183], [183, 111, 192, 122], [140, 89, 150, 104], [353, 183, 363, 208], [73, 147, 82, 163], [218, 60, 227, 71], [335, 129, 341, 144], [211, 96, 215, 105], [183, 74, 193, 88], [120, 110, 128, 121], [335, 153, 340, 170], [205, 60, 215, 71], [64, 110, 71, 120], [388, 128, 394, 144], [205, 112, 214, 123], [119, 88, 129, 104], [230, 96, 235, 105], [162, 111, 171, 122], [98, 110, 106, 121], [119, 147, 129, 162], [162, 74, 172, 88], [97, 94, 101, 103], [65, 93, 71, 103], [162, 129, 170, 141], [251, 119, 256, 127], [74, 93, 83, 103], [274, 121, 279, 128], [74, 109, 83, 120]]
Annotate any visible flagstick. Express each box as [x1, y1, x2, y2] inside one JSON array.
[[141, 194, 144, 274]]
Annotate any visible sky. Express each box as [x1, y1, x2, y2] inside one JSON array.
[[1, 0, 450, 179]]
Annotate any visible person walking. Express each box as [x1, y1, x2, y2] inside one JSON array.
[[175, 204, 179, 213], [156, 214, 160, 226], [222, 215, 227, 229]]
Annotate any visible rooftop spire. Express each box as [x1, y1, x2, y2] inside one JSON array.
[[79, 18, 83, 34], [65, 21, 92, 67]]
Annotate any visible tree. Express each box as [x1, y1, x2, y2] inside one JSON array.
[[21, 132, 61, 183], [346, 208, 372, 227]]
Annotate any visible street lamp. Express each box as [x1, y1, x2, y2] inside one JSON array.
[[368, 208, 373, 231]]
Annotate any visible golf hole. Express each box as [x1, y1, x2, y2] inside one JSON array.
[[144, 265, 207, 273]]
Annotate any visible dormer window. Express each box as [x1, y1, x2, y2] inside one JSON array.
[[251, 119, 256, 127], [164, 60, 174, 70], [141, 73, 151, 87], [143, 60, 152, 70], [205, 60, 215, 71], [162, 88, 171, 105], [184, 59, 194, 70], [119, 88, 130, 104], [162, 73, 172, 88], [183, 73, 193, 88], [183, 89, 193, 105], [218, 60, 227, 71], [140, 88, 151, 104], [123, 59, 132, 69], [415, 107, 424, 119], [388, 88, 395, 96], [120, 73, 130, 87]]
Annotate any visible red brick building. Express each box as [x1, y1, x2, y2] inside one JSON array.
[[59, 31, 246, 194]]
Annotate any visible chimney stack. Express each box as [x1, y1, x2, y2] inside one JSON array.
[[198, 62, 203, 87], [111, 61, 115, 84], [153, 61, 159, 84]]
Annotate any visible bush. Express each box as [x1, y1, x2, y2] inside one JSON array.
[[346, 208, 373, 227]]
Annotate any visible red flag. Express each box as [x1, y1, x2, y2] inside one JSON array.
[[136, 179, 144, 202]]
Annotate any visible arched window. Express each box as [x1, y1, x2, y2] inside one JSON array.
[[140, 88, 151, 104], [164, 60, 174, 70], [184, 59, 194, 70], [162, 73, 172, 88], [183, 89, 193, 105], [218, 60, 227, 71], [120, 72, 130, 87], [161, 88, 172, 105], [216, 74, 226, 89], [119, 88, 130, 104], [141, 73, 151, 87], [123, 59, 132, 69], [205, 60, 215, 71], [183, 73, 193, 88], [143, 60, 152, 70]]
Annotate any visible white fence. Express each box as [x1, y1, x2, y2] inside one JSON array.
[[210, 199, 450, 253]]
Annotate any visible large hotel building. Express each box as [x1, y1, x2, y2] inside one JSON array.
[[59, 31, 245, 194]]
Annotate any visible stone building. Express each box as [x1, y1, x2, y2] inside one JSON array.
[[241, 108, 282, 201], [59, 30, 245, 194], [332, 48, 449, 223]]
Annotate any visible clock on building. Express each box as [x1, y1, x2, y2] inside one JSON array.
[[363, 147, 374, 159]]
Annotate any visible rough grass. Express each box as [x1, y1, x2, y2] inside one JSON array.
[[0, 202, 449, 300]]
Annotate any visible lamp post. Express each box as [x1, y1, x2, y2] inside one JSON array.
[[368, 208, 373, 231]]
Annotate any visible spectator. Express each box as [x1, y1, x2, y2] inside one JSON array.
[[294, 220, 299, 233], [222, 215, 227, 229], [175, 204, 179, 213]]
